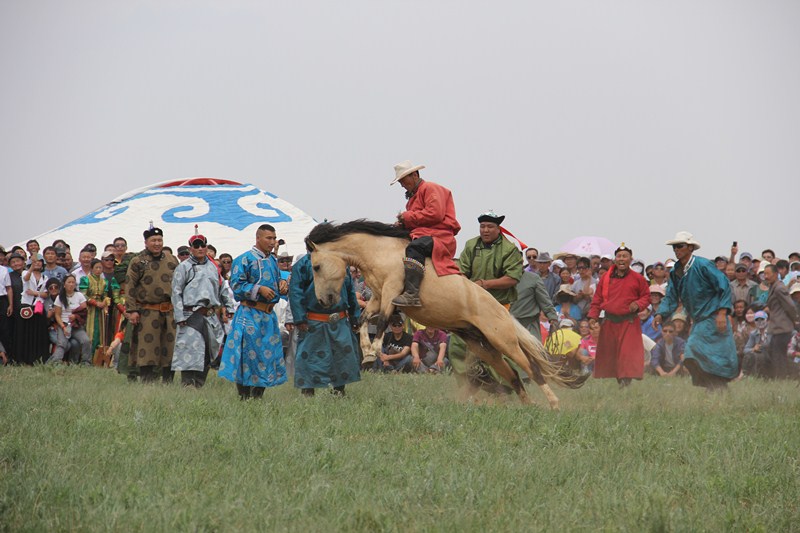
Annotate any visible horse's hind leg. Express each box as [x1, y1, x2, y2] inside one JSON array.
[[526, 365, 560, 411], [359, 298, 381, 364], [464, 339, 532, 405]]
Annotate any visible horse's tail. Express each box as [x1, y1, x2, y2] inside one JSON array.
[[513, 320, 589, 389]]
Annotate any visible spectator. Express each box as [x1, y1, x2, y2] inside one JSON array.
[[112, 237, 135, 295], [749, 263, 770, 307], [376, 315, 414, 372], [524, 247, 538, 272], [25, 239, 40, 265], [47, 274, 91, 365], [739, 252, 754, 273], [578, 319, 600, 372], [206, 244, 217, 260], [0, 255, 12, 357], [775, 259, 791, 285], [80, 259, 122, 355], [42, 246, 69, 284], [761, 249, 776, 264], [16, 255, 49, 364], [640, 305, 661, 342], [533, 252, 560, 302], [763, 264, 799, 379], [630, 259, 645, 276], [590, 255, 601, 277], [551, 259, 566, 278], [731, 301, 756, 366], [411, 325, 449, 373], [671, 309, 690, 341], [560, 253, 579, 280], [509, 270, 558, 341], [176, 246, 191, 262], [571, 257, 596, 317], [546, 319, 589, 373], [791, 284, 800, 316], [71, 247, 94, 285], [0, 247, 6, 268], [559, 268, 573, 286], [43, 277, 62, 350], [554, 285, 582, 323], [649, 285, 665, 313], [743, 310, 771, 376], [650, 321, 686, 377], [218, 253, 233, 280], [276, 252, 293, 300], [730, 263, 756, 306], [714, 256, 728, 273]]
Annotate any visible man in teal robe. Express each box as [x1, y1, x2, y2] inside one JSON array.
[[289, 254, 361, 396], [655, 232, 738, 390]]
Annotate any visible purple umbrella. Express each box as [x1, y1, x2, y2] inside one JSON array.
[[558, 236, 617, 257]]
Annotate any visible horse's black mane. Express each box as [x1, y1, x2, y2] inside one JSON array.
[[306, 219, 410, 249]]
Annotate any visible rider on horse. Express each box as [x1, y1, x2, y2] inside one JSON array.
[[390, 161, 461, 307]]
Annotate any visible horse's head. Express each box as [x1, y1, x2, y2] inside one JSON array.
[[308, 244, 347, 308]]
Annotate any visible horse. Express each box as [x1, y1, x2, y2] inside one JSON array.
[[304, 219, 587, 409]]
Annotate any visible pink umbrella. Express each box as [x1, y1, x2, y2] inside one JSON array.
[[558, 236, 617, 257]]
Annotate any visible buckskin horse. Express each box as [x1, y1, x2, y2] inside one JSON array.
[[304, 220, 586, 409]]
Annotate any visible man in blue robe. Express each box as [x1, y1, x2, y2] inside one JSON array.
[[655, 231, 738, 390], [218, 224, 288, 399], [289, 253, 361, 396]]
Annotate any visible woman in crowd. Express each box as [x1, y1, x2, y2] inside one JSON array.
[[79, 259, 121, 354], [749, 268, 770, 308], [43, 278, 62, 350], [554, 285, 582, 323], [671, 309, 690, 341], [16, 256, 50, 364], [218, 253, 233, 280], [731, 300, 755, 366], [47, 275, 91, 365]]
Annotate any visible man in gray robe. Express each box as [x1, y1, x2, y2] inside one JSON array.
[[171, 230, 234, 387]]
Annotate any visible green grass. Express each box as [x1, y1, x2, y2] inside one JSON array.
[[1, 366, 798, 532]]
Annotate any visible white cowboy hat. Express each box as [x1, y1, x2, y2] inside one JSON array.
[[390, 160, 426, 185], [665, 231, 701, 250]]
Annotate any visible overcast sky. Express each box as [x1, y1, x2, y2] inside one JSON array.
[[1, 0, 797, 263]]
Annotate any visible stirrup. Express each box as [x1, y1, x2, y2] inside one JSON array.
[[391, 293, 422, 307]]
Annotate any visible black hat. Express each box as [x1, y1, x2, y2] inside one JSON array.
[[143, 221, 164, 240], [477, 210, 505, 225], [45, 277, 61, 289], [8, 252, 25, 262], [177, 246, 190, 256]]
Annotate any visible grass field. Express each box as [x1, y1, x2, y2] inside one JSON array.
[[1, 366, 799, 532]]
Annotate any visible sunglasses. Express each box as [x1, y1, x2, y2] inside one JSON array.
[[755, 318, 767, 321], [672, 243, 687, 250], [191, 242, 207, 249], [526, 255, 537, 260], [102, 257, 115, 262], [390, 323, 403, 327]]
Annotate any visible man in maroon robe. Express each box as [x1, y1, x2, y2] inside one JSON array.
[[390, 160, 461, 307], [588, 244, 651, 387]]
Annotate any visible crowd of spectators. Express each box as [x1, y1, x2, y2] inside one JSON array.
[[1, 236, 798, 386]]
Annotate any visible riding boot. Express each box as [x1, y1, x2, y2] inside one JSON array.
[[391, 258, 425, 307]]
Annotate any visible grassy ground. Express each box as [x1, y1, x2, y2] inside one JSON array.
[[1, 366, 798, 532]]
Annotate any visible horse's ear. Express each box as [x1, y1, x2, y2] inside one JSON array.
[[305, 238, 317, 252]]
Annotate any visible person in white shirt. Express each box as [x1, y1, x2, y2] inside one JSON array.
[[46, 275, 91, 365]]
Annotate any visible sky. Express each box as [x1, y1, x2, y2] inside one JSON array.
[[1, 0, 798, 264]]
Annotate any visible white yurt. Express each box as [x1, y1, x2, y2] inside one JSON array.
[[25, 178, 318, 257]]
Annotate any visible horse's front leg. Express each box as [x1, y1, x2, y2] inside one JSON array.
[[369, 289, 399, 357], [359, 298, 381, 365]]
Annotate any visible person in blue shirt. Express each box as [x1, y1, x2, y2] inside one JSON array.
[[655, 232, 738, 391], [289, 253, 361, 397]]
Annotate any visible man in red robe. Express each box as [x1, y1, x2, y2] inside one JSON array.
[[588, 244, 651, 387], [390, 161, 461, 307]]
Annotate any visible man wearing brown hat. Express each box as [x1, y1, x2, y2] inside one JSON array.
[[126, 223, 179, 383], [390, 161, 461, 307]]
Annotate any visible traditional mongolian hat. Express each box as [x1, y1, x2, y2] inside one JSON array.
[[390, 160, 425, 185], [188, 224, 207, 246], [477, 210, 505, 225], [143, 220, 164, 240], [614, 242, 633, 256]]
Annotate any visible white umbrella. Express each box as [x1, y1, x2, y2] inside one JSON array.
[[557, 236, 617, 257]]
